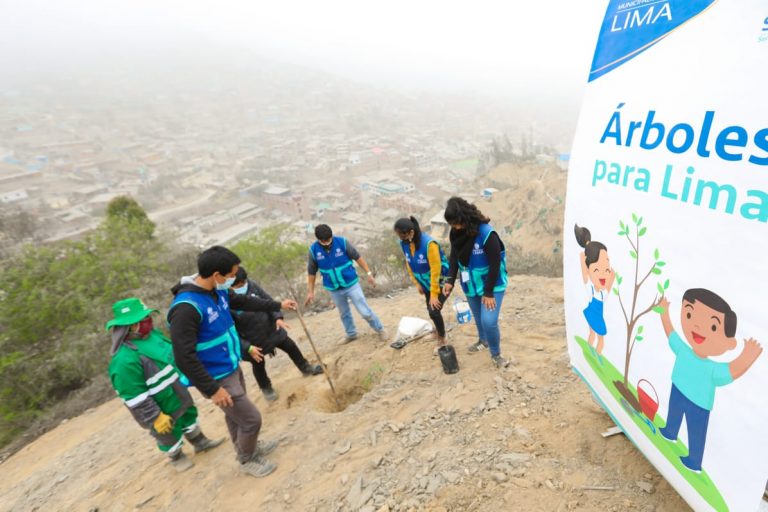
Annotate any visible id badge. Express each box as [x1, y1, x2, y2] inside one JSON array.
[[460, 270, 470, 283]]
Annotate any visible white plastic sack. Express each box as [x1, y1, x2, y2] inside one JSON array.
[[394, 316, 433, 341]]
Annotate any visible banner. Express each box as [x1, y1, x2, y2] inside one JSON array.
[[564, 2, 768, 511]]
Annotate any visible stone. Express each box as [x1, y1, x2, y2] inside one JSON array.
[[636, 481, 654, 494], [340, 474, 349, 485], [442, 471, 460, 484], [135, 496, 154, 508], [356, 480, 380, 509], [511, 477, 531, 488], [335, 440, 352, 455], [346, 475, 364, 506], [426, 476, 442, 494], [500, 453, 531, 464], [491, 472, 508, 483]]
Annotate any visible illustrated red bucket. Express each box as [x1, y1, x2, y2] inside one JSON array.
[[637, 379, 659, 421]]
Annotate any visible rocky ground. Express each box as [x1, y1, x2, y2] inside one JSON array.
[[0, 276, 691, 511]]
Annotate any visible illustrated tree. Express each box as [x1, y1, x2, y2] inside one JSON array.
[[612, 213, 670, 411]]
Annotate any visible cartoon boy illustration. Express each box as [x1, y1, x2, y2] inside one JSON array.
[[657, 289, 762, 472]]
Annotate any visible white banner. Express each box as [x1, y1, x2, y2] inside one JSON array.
[[564, 2, 768, 511]]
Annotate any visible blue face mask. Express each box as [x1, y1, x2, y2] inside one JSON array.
[[232, 284, 248, 295], [216, 276, 236, 291]]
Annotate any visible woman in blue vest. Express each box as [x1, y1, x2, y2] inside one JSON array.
[[442, 197, 510, 368], [394, 216, 449, 348]]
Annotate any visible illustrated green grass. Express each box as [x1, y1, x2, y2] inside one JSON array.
[[574, 336, 728, 512]]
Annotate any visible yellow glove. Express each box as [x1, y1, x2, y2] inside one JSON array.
[[153, 412, 173, 434]]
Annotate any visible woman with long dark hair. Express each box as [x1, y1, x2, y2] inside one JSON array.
[[393, 216, 450, 349], [442, 197, 510, 368]]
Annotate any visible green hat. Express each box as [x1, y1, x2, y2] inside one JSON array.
[[105, 298, 157, 331]]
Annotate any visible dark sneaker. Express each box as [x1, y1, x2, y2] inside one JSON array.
[[492, 355, 510, 369], [169, 451, 194, 472], [262, 387, 278, 402], [239, 456, 277, 478], [192, 435, 225, 454], [467, 340, 488, 353], [300, 362, 324, 376]]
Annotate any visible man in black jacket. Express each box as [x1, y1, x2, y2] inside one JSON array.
[[232, 267, 322, 402]]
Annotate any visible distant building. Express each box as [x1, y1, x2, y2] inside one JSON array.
[[428, 209, 449, 240], [260, 186, 309, 219], [0, 189, 28, 204]]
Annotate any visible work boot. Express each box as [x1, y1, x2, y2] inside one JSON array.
[[168, 451, 194, 473], [189, 433, 225, 454], [262, 387, 278, 402], [239, 456, 277, 478], [299, 361, 324, 376], [467, 339, 488, 353]]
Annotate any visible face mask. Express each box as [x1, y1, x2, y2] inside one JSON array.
[[136, 317, 153, 338], [216, 276, 236, 290], [232, 284, 248, 295]]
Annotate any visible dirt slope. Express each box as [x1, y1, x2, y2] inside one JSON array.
[[0, 276, 688, 512]]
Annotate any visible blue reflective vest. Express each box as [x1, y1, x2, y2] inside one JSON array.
[[400, 234, 448, 295], [458, 223, 508, 297], [311, 237, 359, 291], [168, 289, 242, 384]]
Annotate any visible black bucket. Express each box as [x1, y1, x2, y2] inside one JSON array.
[[438, 345, 460, 374]]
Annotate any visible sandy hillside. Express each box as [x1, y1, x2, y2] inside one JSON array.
[[0, 276, 689, 512], [479, 163, 566, 256]]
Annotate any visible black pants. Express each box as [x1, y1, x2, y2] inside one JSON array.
[[425, 292, 447, 338], [242, 336, 309, 390]]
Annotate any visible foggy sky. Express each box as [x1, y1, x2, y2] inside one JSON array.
[[1, 0, 607, 102]]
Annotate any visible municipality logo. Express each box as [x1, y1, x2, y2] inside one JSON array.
[[760, 15, 768, 43], [207, 307, 220, 323]]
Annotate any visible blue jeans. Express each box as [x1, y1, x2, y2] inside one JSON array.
[[328, 282, 383, 337], [466, 292, 505, 357], [659, 384, 711, 472]]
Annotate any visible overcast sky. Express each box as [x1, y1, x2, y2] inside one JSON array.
[[1, 0, 607, 101]]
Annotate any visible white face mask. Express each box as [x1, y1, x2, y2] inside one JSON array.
[[216, 276, 236, 291], [232, 284, 248, 295]]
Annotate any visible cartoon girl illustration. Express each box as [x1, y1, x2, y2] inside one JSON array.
[[575, 224, 615, 361]]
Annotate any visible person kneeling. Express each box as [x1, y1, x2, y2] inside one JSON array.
[[232, 267, 323, 402]]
